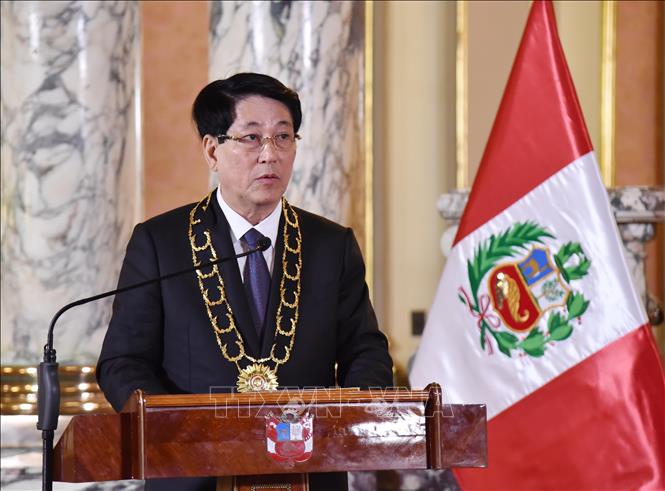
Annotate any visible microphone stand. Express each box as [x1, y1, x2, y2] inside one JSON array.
[[36, 240, 269, 491]]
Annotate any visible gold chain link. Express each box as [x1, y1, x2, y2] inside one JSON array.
[[188, 193, 302, 374]]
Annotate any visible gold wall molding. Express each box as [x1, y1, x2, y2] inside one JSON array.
[[456, 0, 469, 190], [600, 0, 617, 186], [1, 365, 112, 415], [365, 0, 375, 297]]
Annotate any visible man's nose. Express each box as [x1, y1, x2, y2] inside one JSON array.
[[258, 137, 278, 161]]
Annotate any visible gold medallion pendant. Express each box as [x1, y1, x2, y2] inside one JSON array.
[[237, 363, 279, 392]]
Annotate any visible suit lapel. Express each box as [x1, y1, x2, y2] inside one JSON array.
[[205, 193, 262, 357], [260, 210, 286, 358]]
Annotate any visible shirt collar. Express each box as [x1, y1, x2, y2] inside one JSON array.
[[216, 188, 281, 248]]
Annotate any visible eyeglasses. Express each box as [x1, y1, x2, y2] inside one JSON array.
[[216, 132, 301, 151]]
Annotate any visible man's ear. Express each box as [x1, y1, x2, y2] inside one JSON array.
[[202, 134, 219, 171]]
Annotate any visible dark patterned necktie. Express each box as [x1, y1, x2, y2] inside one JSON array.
[[241, 228, 270, 338]]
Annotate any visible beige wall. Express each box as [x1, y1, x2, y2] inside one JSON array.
[[616, 1, 663, 185], [466, 1, 602, 182], [554, 1, 602, 151], [374, 1, 456, 377], [615, 0, 664, 354], [142, 1, 209, 220], [467, 1, 531, 181]]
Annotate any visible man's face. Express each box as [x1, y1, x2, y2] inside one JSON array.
[[205, 95, 296, 224]]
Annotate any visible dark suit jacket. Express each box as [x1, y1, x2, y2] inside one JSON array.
[[98, 193, 392, 408], [97, 193, 392, 419]]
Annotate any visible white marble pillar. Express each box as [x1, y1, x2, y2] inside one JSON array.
[[209, 1, 367, 238], [0, 1, 141, 364]]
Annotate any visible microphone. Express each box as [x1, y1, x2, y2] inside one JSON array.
[[256, 235, 271, 252], [36, 236, 271, 491]]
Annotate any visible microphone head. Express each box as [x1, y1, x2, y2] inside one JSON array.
[[257, 236, 271, 251]]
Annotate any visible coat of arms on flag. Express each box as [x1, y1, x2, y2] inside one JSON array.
[[459, 221, 591, 357], [265, 408, 313, 464]]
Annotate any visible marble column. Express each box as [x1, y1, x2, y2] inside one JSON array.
[[209, 1, 368, 245], [0, 1, 141, 365]]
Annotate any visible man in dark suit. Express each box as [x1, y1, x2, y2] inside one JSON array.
[[97, 73, 393, 490]]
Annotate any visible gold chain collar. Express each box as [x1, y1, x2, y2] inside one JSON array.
[[188, 192, 302, 392]]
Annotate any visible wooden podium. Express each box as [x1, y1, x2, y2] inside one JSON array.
[[53, 384, 486, 490]]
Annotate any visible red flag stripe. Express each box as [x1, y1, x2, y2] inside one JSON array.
[[454, 1, 593, 245], [454, 325, 665, 490]]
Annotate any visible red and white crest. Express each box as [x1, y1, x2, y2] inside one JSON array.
[[265, 409, 313, 463]]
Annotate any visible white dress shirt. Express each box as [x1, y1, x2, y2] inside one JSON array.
[[216, 188, 281, 278]]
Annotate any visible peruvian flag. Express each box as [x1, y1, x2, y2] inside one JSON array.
[[409, 1, 665, 489]]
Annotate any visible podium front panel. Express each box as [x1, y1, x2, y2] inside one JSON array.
[[53, 387, 487, 482], [141, 401, 427, 478]]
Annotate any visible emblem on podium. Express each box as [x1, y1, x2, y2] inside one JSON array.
[[265, 406, 314, 464]]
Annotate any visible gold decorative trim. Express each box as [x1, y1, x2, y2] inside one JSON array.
[[364, 0, 375, 298], [0, 365, 112, 415], [137, 389, 146, 478], [456, 0, 469, 189], [600, 0, 617, 186], [250, 485, 292, 490]]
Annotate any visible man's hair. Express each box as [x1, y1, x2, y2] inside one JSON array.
[[191, 73, 302, 139]]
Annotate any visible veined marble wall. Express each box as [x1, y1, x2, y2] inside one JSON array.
[[0, 1, 141, 364], [209, 1, 367, 245]]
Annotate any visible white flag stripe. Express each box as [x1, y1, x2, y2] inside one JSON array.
[[410, 152, 646, 418]]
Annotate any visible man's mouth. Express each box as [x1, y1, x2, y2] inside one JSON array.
[[256, 173, 279, 181]]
